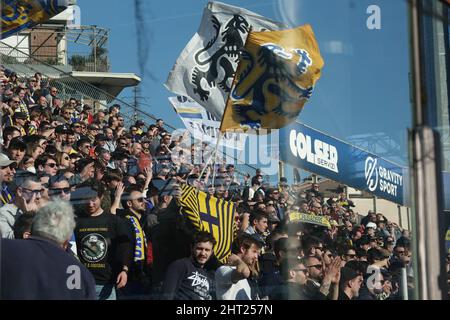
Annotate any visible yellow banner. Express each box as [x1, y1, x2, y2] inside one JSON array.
[[1, 0, 68, 39], [179, 184, 236, 263], [288, 211, 331, 229], [220, 24, 324, 132]]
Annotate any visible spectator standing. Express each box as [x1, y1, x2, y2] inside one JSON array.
[[162, 231, 216, 300]]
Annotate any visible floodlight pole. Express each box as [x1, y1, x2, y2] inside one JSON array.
[[408, 0, 447, 300]]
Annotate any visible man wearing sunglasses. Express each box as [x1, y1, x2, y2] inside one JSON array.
[[35, 154, 58, 177], [273, 256, 309, 300], [49, 175, 71, 201], [342, 246, 357, 266], [115, 185, 151, 298], [303, 255, 342, 300], [0, 174, 42, 239]]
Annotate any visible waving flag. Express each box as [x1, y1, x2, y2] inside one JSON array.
[[220, 24, 324, 132], [179, 184, 236, 263], [169, 95, 247, 150], [165, 1, 286, 120], [1, 0, 70, 39]]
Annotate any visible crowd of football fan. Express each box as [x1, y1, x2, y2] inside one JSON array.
[[1, 67, 432, 300]]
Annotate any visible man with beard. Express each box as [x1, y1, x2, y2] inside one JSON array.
[[272, 256, 309, 300], [303, 255, 342, 300], [118, 186, 152, 298], [162, 231, 216, 300], [0, 153, 17, 206], [215, 233, 262, 300]]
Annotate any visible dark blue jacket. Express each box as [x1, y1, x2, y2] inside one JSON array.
[[0, 236, 96, 300]]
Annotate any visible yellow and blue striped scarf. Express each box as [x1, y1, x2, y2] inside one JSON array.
[[125, 213, 146, 263], [0, 185, 14, 205]]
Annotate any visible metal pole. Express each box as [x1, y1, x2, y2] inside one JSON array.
[[406, 207, 411, 231], [93, 27, 97, 72], [401, 267, 409, 300], [373, 195, 377, 213], [278, 161, 285, 182]]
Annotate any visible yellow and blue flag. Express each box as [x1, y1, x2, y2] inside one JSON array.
[[220, 24, 324, 132], [1, 0, 69, 39], [175, 107, 203, 120], [179, 184, 236, 263], [288, 211, 331, 229]]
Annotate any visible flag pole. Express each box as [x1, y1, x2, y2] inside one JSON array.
[[210, 132, 223, 188], [199, 131, 223, 185], [199, 143, 215, 180]]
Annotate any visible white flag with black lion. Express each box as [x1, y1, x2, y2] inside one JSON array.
[[165, 1, 286, 120]]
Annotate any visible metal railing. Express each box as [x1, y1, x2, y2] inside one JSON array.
[[68, 53, 110, 72], [0, 41, 158, 127]]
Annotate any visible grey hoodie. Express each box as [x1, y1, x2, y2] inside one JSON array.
[[0, 203, 23, 239]]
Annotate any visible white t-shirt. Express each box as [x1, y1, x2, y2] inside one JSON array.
[[215, 265, 252, 300]]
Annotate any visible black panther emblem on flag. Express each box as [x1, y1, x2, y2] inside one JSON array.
[[191, 14, 249, 102]]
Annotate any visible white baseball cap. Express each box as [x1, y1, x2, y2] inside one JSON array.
[[0, 153, 16, 167], [366, 222, 377, 229]]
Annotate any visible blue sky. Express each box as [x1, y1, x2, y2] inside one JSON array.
[[76, 0, 412, 180]]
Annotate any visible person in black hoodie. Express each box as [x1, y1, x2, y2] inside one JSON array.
[[162, 231, 217, 300], [74, 182, 133, 300]]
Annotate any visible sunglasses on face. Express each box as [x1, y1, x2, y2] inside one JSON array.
[[1, 163, 17, 170], [45, 163, 57, 168], [22, 188, 43, 196], [49, 187, 71, 195], [307, 264, 323, 269]]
